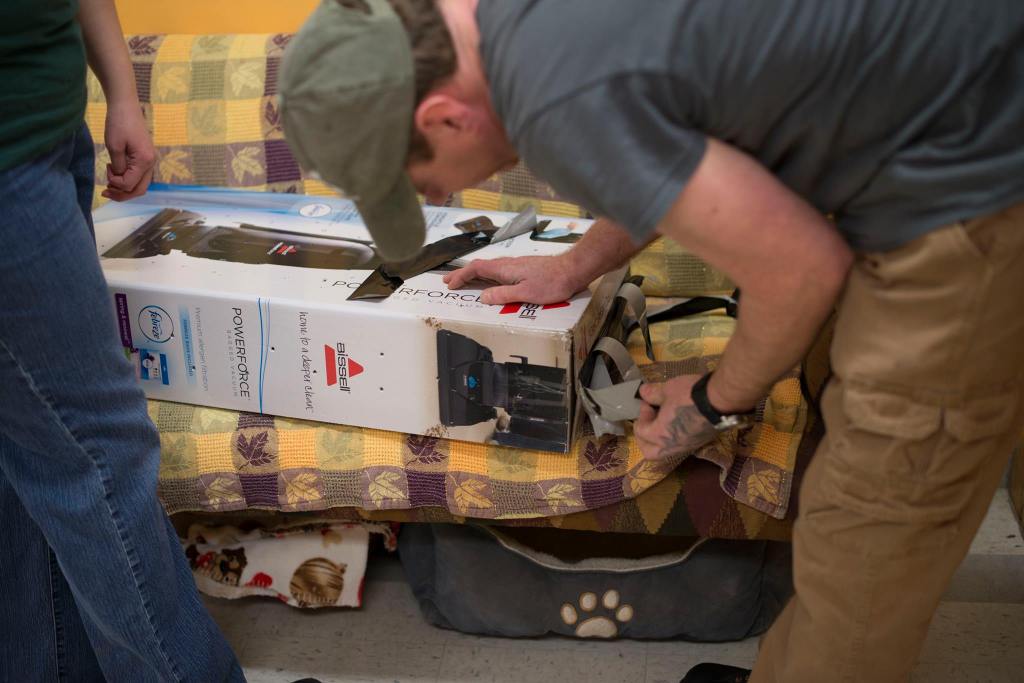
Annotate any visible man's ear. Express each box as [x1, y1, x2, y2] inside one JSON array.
[[414, 94, 473, 141]]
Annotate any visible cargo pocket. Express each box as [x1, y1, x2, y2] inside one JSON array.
[[930, 390, 1021, 484], [841, 387, 942, 443], [943, 392, 1019, 443], [823, 386, 944, 524], [824, 384, 1019, 533]]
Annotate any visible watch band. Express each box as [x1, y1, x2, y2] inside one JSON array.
[[690, 372, 755, 431]]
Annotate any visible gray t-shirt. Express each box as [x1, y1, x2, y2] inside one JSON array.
[[477, 0, 1024, 251]]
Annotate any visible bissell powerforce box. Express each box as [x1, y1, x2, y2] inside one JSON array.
[[95, 184, 626, 452]]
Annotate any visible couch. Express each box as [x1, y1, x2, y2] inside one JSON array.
[[84, 32, 831, 542]]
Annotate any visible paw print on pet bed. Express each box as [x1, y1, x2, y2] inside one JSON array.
[[560, 590, 634, 638]]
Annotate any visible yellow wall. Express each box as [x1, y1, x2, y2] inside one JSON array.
[[114, 0, 319, 34]]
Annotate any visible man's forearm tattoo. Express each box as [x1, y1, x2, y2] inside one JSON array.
[[659, 404, 716, 459]]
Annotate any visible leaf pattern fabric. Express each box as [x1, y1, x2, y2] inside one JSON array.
[[128, 35, 160, 57], [746, 468, 782, 506], [540, 483, 582, 511], [406, 436, 446, 465], [228, 61, 262, 97], [368, 471, 406, 507], [582, 437, 623, 475], [159, 150, 190, 181], [452, 477, 493, 514], [283, 471, 320, 506], [237, 432, 273, 467], [230, 146, 263, 183]]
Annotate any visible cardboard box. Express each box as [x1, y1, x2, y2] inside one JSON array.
[[94, 185, 624, 452]]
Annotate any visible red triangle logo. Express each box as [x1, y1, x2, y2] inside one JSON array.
[[324, 345, 337, 386], [348, 358, 364, 377]]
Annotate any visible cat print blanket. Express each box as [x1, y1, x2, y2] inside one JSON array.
[[183, 522, 395, 608]]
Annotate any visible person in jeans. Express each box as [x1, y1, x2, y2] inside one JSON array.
[[278, 1, 1024, 681], [0, 1, 248, 679]]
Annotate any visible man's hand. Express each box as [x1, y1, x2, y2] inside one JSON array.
[[78, 0, 156, 201], [442, 253, 586, 305], [101, 101, 156, 201], [444, 217, 646, 305], [634, 375, 717, 461]]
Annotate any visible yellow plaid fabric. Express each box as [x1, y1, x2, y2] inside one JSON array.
[[630, 238, 735, 297]]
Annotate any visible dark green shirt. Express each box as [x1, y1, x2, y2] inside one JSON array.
[[479, 0, 1024, 251], [0, 0, 87, 172]]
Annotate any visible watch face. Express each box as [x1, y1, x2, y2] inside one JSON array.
[[717, 415, 742, 430], [717, 414, 754, 431]]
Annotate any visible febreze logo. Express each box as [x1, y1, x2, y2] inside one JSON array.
[[499, 301, 570, 320], [138, 305, 174, 343], [324, 343, 363, 392]]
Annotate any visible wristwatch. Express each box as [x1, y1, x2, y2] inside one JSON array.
[[690, 372, 756, 431]]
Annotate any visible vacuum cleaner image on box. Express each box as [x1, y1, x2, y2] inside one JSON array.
[[103, 207, 382, 270], [437, 329, 570, 451]]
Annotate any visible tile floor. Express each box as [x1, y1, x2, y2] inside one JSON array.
[[205, 489, 1024, 683]]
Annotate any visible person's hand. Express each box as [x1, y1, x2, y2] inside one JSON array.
[[443, 253, 588, 305], [102, 101, 156, 201], [634, 375, 718, 460]]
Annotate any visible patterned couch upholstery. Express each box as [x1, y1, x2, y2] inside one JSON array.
[[85, 34, 829, 540]]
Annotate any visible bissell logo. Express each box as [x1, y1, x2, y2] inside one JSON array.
[[499, 301, 570, 320], [324, 343, 364, 392]]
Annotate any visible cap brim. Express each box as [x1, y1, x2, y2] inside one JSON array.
[[357, 173, 425, 262]]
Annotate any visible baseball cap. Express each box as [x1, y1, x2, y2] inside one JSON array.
[[278, 0, 425, 262]]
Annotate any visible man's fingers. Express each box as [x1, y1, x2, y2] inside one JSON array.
[[127, 167, 155, 198], [637, 403, 657, 424], [106, 163, 131, 191], [443, 262, 481, 288], [108, 146, 127, 176], [104, 168, 154, 202], [102, 187, 131, 201], [107, 165, 137, 193], [479, 282, 532, 305], [117, 163, 146, 194], [639, 382, 667, 407], [634, 431, 666, 461], [632, 409, 663, 445], [120, 145, 156, 192], [444, 259, 511, 289]]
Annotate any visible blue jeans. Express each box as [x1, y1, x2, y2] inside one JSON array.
[[0, 125, 245, 682]]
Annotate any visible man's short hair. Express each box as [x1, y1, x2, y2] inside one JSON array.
[[338, 0, 457, 162]]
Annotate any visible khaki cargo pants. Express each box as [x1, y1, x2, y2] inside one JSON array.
[[751, 203, 1024, 682]]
